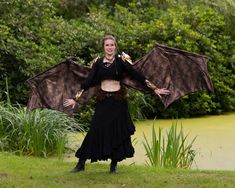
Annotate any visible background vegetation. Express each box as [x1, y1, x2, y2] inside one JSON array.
[[0, 0, 234, 119]]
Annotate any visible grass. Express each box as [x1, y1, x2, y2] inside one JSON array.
[[1, 152, 235, 188]]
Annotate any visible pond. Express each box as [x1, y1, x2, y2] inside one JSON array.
[[66, 112, 235, 170]]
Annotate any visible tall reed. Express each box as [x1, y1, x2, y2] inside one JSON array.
[[143, 121, 197, 169], [0, 102, 82, 159]]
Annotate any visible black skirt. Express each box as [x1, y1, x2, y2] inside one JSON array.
[[75, 89, 135, 162]]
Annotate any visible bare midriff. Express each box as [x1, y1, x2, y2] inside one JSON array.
[[101, 80, 121, 92]]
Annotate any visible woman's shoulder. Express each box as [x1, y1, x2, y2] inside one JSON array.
[[115, 52, 133, 65], [89, 56, 102, 67]]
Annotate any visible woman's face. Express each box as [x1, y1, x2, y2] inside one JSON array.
[[103, 39, 116, 56]]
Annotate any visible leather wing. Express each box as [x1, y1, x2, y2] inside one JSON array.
[[122, 43, 214, 108], [26, 58, 98, 115]]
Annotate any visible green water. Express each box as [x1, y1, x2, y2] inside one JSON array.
[[67, 113, 235, 170]]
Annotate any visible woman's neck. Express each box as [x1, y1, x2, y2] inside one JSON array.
[[104, 54, 115, 62], [104, 54, 115, 61]]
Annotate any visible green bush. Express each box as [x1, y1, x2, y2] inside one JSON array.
[[0, 0, 234, 118]]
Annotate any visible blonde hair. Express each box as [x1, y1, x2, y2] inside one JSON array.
[[101, 35, 117, 49]]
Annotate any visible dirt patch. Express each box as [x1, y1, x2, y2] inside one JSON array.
[[0, 173, 8, 180]]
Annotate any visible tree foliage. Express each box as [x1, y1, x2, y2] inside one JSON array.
[[0, 0, 234, 118]]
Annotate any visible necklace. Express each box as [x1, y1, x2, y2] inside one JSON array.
[[103, 56, 115, 67], [104, 55, 115, 62]]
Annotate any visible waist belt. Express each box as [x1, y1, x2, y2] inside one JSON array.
[[96, 87, 127, 101]]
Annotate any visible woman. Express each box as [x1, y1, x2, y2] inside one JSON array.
[[63, 35, 170, 173]]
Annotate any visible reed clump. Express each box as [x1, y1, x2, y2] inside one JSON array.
[[143, 121, 197, 169], [0, 102, 81, 159]]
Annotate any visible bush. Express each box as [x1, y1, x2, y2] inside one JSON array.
[[0, 0, 234, 118]]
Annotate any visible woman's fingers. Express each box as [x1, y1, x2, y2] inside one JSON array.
[[71, 103, 76, 109], [63, 99, 75, 108], [63, 102, 70, 107], [154, 88, 171, 97], [161, 90, 170, 95], [157, 93, 162, 99]]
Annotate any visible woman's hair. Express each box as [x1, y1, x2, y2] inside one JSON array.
[[101, 35, 117, 49]]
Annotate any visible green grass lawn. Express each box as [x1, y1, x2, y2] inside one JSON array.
[[1, 152, 235, 188]]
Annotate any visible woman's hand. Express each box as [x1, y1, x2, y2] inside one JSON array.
[[63, 99, 76, 109], [154, 88, 170, 99]]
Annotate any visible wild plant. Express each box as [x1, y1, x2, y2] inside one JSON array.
[[143, 121, 197, 169], [0, 102, 82, 159]]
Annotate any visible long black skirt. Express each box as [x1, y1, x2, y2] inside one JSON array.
[[75, 93, 135, 162]]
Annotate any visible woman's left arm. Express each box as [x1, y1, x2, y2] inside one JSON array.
[[121, 53, 170, 98]]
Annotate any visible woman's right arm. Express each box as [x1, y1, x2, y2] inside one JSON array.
[[63, 59, 99, 108], [80, 59, 99, 91]]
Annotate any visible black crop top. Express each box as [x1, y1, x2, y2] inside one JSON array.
[[80, 55, 146, 91]]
